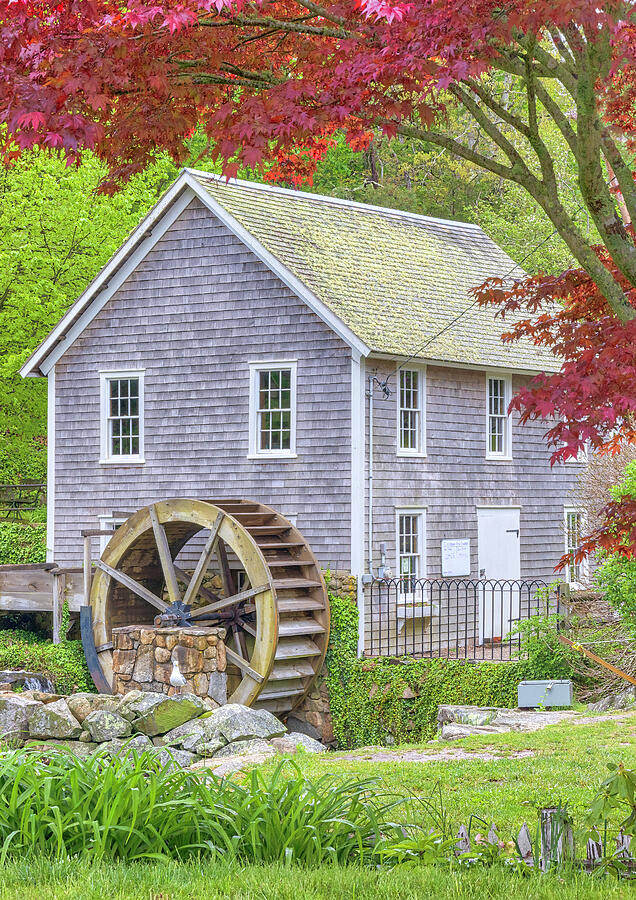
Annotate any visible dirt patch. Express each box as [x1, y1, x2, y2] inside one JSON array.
[[330, 747, 535, 763]]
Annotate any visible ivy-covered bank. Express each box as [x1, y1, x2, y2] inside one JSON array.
[[324, 595, 575, 749], [0, 523, 46, 565], [0, 630, 93, 694]]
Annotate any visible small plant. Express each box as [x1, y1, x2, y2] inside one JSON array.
[[587, 763, 636, 836]]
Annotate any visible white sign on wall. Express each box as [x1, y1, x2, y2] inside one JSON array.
[[441, 539, 471, 577]]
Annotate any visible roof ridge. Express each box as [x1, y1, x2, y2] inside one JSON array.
[[185, 167, 485, 232]]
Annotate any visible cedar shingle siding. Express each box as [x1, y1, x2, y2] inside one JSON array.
[[52, 197, 352, 567]]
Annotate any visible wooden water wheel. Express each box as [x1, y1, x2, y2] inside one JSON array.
[[85, 499, 329, 713]]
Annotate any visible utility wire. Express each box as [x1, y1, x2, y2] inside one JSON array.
[[377, 225, 561, 393]]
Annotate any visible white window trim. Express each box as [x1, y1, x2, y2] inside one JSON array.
[[98, 514, 128, 553], [396, 365, 427, 458], [99, 369, 145, 464], [485, 371, 513, 461], [248, 360, 298, 459], [564, 506, 589, 588], [395, 507, 427, 583]]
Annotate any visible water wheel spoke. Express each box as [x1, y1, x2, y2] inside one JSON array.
[[216, 539, 236, 597], [190, 583, 270, 618], [148, 503, 182, 604], [182, 511, 224, 608], [235, 616, 256, 638], [95, 560, 169, 613], [224, 644, 264, 684], [232, 622, 249, 660]]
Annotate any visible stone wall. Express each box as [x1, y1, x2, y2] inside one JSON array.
[[326, 571, 357, 602], [289, 668, 334, 745], [112, 625, 227, 705]]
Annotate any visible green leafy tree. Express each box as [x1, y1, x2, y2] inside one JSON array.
[[0, 150, 183, 483], [594, 460, 636, 631]]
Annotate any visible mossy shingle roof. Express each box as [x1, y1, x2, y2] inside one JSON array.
[[193, 172, 556, 373]]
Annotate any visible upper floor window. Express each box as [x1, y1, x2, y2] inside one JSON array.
[[398, 368, 426, 455], [248, 361, 297, 458], [486, 373, 512, 460], [99, 371, 144, 464], [564, 507, 587, 587]]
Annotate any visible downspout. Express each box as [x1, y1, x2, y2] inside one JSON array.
[[367, 375, 374, 577]]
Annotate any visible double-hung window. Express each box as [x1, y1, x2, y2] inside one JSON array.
[[486, 373, 512, 459], [396, 509, 426, 595], [100, 371, 144, 463], [249, 361, 297, 458], [398, 368, 426, 455], [564, 508, 587, 586]]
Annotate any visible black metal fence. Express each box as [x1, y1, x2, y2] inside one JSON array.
[[365, 577, 561, 660]]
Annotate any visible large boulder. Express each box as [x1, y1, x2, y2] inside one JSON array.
[[0, 696, 43, 743], [213, 738, 276, 759], [270, 733, 326, 754], [159, 716, 225, 753], [83, 710, 132, 743], [121, 692, 207, 736], [97, 734, 154, 757], [28, 699, 82, 740], [28, 739, 99, 759], [205, 704, 287, 743], [154, 747, 200, 770], [67, 693, 120, 724]]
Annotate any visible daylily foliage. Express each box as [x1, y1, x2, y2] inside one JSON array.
[[3, 0, 636, 555]]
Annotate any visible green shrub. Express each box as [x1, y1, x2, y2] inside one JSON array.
[[0, 630, 93, 694], [0, 523, 46, 565], [325, 595, 575, 749], [0, 751, 404, 863], [593, 460, 636, 630]]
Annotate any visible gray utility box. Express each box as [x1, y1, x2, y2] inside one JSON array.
[[518, 679, 573, 709]]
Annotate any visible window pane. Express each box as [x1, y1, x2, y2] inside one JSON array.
[[399, 370, 421, 451], [256, 368, 293, 452], [398, 513, 420, 593], [107, 377, 141, 457]]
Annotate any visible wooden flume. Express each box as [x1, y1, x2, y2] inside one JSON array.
[[85, 499, 330, 713]]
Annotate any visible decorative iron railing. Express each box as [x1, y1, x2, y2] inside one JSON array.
[[365, 577, 561, 660]]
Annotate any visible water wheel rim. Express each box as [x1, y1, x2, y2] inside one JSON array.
[[89, 498, 277, 706]]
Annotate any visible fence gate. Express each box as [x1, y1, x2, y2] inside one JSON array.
[[365, 577, 561, 660]]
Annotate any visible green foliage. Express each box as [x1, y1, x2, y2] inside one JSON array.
[[594, 460, 636, 630], [0, 630, 93, 694], [0, 149, 182, 485], [0, 751, 403, 863], [587, 763, 636, 837], [325, 595, 575, 749], [0, 523, 46, 564], [511, 614, 577, 681]]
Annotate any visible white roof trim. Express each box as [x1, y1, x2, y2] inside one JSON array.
[[21, 170, 369, 377]]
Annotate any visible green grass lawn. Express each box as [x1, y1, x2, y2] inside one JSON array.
[[0, 858, 634, 900], [271, 711, 636, 835], [1, 711, 635, 899]]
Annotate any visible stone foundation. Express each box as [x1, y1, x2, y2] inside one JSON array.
[[289, 667, 334, 745], [325, 571, 357, 602], [112, 625, 227, 704]]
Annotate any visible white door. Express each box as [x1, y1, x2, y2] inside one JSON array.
[[477, 507, 521, 642]]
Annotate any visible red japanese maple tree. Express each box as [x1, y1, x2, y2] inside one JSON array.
[[3, 0, 636, 556]]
